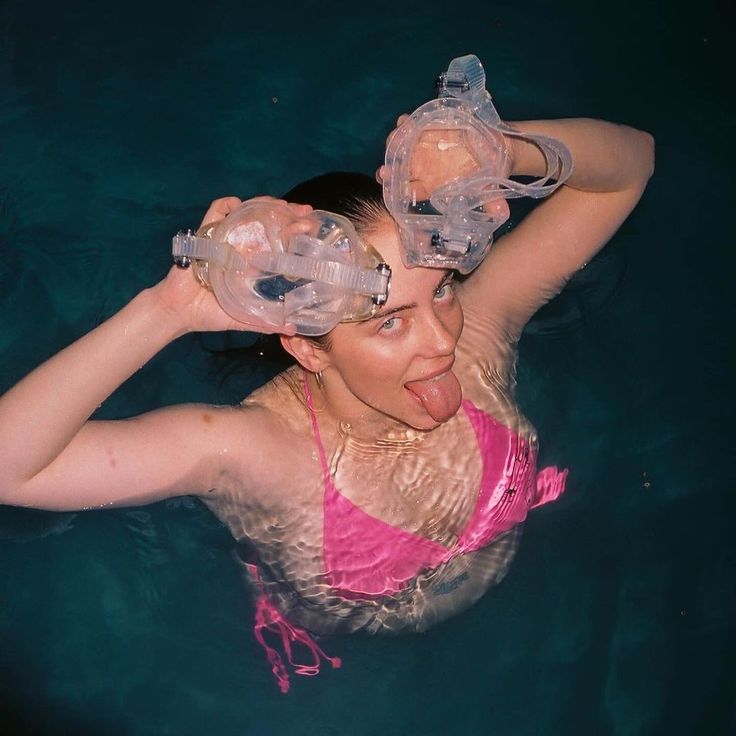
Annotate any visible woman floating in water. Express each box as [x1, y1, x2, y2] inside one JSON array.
[[0, 57, 654, 692]]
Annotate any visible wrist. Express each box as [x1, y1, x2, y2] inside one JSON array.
[[137, 283, 192, 340], [505, 124, 549, 178]]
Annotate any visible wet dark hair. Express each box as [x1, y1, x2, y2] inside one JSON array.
[[283, 171, 388, 232], [209, 172, 390, 383]]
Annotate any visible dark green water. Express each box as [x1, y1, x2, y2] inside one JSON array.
[[1, 1, 734, 734]]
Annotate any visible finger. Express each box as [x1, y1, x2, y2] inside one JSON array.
[[247, 195, 285, 205], [375, 165, 386, 184], [245, 197, 312, 216], [200, 196, 242, 226], [482, 197, 511, 222], [395, 113, 410, 127], [287, 203, 313, 216], [229, 319, 297, 337]]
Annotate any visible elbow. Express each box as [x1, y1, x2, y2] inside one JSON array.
[[639, 129, 656, 180], [0, 473, 46, 510], [616, 123, 655, 187], [625, 126, 655, 188], [0, 478, 27, 508]]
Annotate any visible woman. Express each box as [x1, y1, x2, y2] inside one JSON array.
[[0, 116, 654, 691]]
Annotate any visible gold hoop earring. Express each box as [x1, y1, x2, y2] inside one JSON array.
[[315, 371, 325, 390]]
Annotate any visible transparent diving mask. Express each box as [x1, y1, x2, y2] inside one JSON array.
[[383, 54, 574, 273], [172, 201, 391, 336]]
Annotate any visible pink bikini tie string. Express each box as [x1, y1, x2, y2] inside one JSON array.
[[246, 563, 341, 694]]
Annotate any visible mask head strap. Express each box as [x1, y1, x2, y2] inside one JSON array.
[[435, 54, 573, 199]]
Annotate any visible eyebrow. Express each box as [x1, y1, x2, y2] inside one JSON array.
[[364, 272, 451, 323]]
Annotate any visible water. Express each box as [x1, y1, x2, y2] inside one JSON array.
[[1, 0, 734, 734]]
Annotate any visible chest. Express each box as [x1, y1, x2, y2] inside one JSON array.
[[328, 411, 484, 546]]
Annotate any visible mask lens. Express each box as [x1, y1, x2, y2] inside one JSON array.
[[174, 202, 390, 335], [410, 126, 486, 201], [253, 275, 309, 301]]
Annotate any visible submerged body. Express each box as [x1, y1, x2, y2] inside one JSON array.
[[202, 284, 566, 639]]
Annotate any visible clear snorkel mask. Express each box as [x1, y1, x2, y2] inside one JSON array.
[[383, 54, 574, 274], [172, 201, 391, 335]]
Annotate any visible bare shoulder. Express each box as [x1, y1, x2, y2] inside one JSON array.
[[204, 370, 317, 501]]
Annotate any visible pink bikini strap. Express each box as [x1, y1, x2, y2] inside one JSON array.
[[242, 374, 342, 693], [246, 562, 341, 694], [303, 372, 332, 488]]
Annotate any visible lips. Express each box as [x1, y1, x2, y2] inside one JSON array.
[[404, 364, 462, 423]]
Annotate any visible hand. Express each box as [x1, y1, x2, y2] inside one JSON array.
[[377, 113, 511, 202], [198, 195, 243, 228], [375, 114, 410, 184], [197, 195, 313, 231], [155, 196, 314, 335]]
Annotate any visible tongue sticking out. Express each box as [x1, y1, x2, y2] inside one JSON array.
[[405, 370, 462, 423]]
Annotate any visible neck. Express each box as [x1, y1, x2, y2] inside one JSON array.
[[302, 369, 428, 445]]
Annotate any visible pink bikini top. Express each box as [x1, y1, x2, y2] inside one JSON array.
[[304, 378, 568, 598]]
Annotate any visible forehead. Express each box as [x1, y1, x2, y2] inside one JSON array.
[[364, 217, 449, 300], [362, 215, 403, 265]]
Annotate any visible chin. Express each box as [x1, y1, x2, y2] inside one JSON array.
[[413, 418, 442, 432]]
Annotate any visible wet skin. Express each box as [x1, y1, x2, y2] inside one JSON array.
[[305, 217, 465, 432], [201, 215, 535, 635]]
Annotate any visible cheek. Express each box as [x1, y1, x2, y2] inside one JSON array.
[[349, 339, 412, 382], [329, 330, 398, 379], [444, 301, 464, 338], [332, 336, 415, 404]]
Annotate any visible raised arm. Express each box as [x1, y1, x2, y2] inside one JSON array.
[[459, 118, 655, 338], [0, 197, 278, 511]]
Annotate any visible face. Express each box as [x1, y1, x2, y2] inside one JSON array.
[[322, 217, 465, 431]]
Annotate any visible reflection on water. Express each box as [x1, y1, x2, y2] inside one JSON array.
[[0, 506, 77, 542]]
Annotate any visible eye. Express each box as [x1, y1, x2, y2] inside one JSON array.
[[434, 278, 455, 301], [379, 317, 398, 332]]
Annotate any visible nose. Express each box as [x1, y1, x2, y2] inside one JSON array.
[[418, 307, 458, 358]]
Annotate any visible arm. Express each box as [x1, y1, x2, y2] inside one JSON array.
[[1, 287, 225, 510], [459, 118, 655, 338], [0, 197, 275, 511]]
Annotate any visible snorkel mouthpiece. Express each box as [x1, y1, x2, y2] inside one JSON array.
[[172, 202, 391, 335], [384, 54, 574, 273]]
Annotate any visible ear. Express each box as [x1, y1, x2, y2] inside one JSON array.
[[279, 335, 331, 373]]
